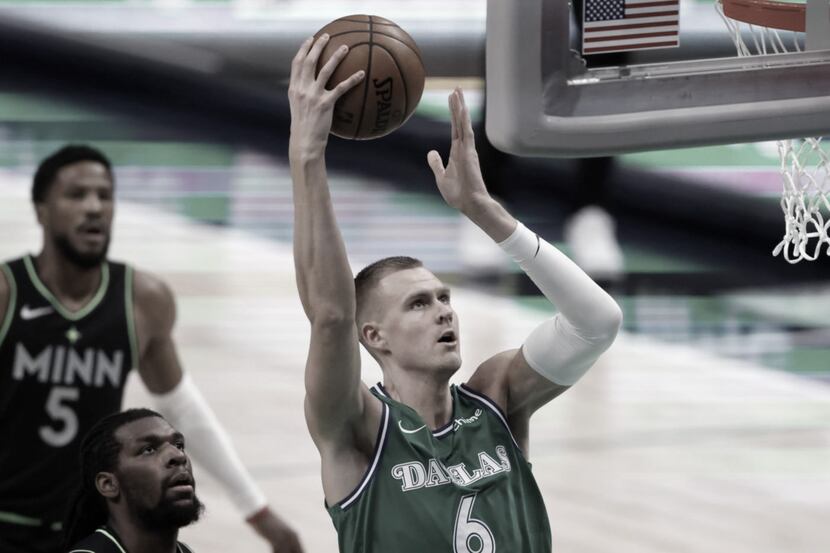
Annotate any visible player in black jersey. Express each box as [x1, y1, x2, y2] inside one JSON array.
[[0, 145, 302, 553], [64, 408, 200, 553]]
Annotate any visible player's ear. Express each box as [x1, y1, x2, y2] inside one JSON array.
[[95, 472, 119, 499], [361, 322, 387, 352]]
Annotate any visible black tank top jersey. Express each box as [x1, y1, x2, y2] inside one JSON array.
[[68, 526, 195, 553], [0, 255, 137, 533]]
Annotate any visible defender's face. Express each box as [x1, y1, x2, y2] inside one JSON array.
[[374, 267, 461, 374], [113, 417, 201, 528], [37, 161, 113, 267]]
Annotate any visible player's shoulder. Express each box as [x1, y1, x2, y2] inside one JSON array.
[[0, 255, 23, 291], [132, 268, 175, 308], [0, 260, 9, 296], [131, 267, 171, 297], [0, 258, 15, 315]]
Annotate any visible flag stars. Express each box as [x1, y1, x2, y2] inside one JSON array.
[[586, 0, 625, 21]]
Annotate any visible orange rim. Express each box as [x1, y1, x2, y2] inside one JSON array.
[[721, 0, 805, 32]]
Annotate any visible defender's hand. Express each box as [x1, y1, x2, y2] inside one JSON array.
[[248, 507, 304, 553], [288, 35, 365, 155], [427, 88, 490, 214]]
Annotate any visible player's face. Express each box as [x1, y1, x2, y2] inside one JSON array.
[[375, 267, 461, 374], [113, 417, 203, 530], [38, 161, 114, 268]]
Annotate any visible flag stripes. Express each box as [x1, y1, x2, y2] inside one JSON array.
[[583, 0, 680, 54]]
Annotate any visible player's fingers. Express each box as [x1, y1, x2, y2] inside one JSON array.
[[317, 44, 350, 87], [427, 150, 445, 179], [448, 91, 461, 142], [457, 88, 476, 142], [330, 69, 365, 99], [290, 36, 315, 80], [302, 33, 330, 78]]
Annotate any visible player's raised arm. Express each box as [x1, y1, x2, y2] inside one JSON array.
[[288, 36, 368, 442], [429, 89, 623, 420]]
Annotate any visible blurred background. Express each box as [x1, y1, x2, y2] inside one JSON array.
[[0, 0, 828, 552]]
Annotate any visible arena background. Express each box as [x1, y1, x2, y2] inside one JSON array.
[[0, 1, 828, 551]]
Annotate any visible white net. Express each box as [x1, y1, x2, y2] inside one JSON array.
[[716, 0, 830, 262]]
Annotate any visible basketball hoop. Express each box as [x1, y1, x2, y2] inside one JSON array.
[[717, 0, 830, 263]]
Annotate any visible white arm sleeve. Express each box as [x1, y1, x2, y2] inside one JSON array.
[[151, 374, 267, 518], [498, 222, 623, 385]]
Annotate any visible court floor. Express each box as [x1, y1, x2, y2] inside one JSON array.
[[2, 168, 828, 553]]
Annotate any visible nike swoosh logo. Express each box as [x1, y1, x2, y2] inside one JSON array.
[[20, 305, 54, 320], [398, 421, 427, 435]]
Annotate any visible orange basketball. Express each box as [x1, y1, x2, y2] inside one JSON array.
[[314, 15, 426, 140]]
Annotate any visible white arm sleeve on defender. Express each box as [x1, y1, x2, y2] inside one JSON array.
[[498, 222, 622, 386], [151, 374, 267, 518]]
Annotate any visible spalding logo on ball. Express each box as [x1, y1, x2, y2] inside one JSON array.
[[314, 15, 426, 140]]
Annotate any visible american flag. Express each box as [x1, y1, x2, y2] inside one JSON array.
[[582, 0, 679, 55]]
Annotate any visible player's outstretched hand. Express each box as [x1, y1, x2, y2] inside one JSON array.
[[427, 88, 490, 215], [248, 507, 304, 553], [288, 34, 365, 155]]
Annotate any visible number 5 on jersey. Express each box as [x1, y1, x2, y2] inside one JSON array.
[[454, 494, 495, 553], [40, 386, 80, 447]]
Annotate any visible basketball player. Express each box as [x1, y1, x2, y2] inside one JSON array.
[[0, 146, 302, 553], [288, 35, 623, 551], [64, 409, 201, 553]]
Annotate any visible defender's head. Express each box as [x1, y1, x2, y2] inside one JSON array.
[[355, 256, 460, 375], [80, 409, 202, 532], [33, 145, 114, 268]]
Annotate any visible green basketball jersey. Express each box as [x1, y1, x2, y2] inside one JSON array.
[[327, 383, 552, 553]]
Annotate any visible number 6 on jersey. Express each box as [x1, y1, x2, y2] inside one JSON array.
[[454, 494, 495, 553]]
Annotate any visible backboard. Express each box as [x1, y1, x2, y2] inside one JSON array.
[[485, 0, 830, 157]]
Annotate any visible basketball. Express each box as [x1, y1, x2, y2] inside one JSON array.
[[314, 15, 426, 140]]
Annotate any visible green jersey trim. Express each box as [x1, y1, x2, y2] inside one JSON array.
[[457, 384, 521, 451], [0, 263, 16, 350], [125, 266, 139, 371], [333, 392, 390, 511], [23, 255, 110, 321], [96, 528, 127, 553], [375, 383, 456, 438]]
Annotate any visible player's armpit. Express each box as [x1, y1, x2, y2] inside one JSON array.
[[465, 350, 514, 415], [504, 347, 571, 416], [464, 350, 535, 453], [467, 348, 570, 437], [468, 348, 570, 408]]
